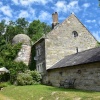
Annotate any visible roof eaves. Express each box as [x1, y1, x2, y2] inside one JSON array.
[[47, 47, 100, 70], [32, 36, 45, 46], [47, 60, 100, 71]]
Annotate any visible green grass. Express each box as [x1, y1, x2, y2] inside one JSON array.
[[0, 84, 100, 100]]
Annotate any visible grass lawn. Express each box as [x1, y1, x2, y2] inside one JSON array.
[[0, 85, 100, 100]]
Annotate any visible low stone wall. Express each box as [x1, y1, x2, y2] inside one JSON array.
[[46, 62, 100, 91]]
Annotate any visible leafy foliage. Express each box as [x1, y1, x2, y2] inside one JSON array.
[[0, 18, 51, 84], [97, 42, 100, 47], [0, 39, 27, 83], [0, 43, 22, 61], [16, 73, 33, 85], [16, 70, 42, 85], [9, 61, 27, 84], [0, 20, 6, 35], [28, 20, 51, 42], [29, 46, 36, 70]]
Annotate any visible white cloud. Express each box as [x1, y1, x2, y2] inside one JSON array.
[[19, 0, 34, 6], [82, 3, 90, 8], [18, 10, 30, 18], [38, 11, 51, 23], [32, 0, 53, 5], [92, 31, 100, 42], [54, 1, 67, 13], [17, 8, 36, 21], [28, 7, 36, 16], [11, 0, 19, 5], [0, 5, 12, 17], [28, 7, 37, 20], [12, 0, 53, 6], [53, 1, 80, 14], [67, 1, 80, 13], [86, 19, 96, 23]]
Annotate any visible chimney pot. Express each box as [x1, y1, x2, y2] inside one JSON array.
[[52, 12, 59, 29]]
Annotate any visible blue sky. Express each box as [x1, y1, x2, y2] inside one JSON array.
[[0, 0, 100, 41]]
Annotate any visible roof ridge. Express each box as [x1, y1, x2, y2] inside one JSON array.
[[65, 46, 100, 57]]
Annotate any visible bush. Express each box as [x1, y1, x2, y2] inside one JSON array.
[[0, 73, 10, 82], [7, 61, 28, 84], [30, 70, 42, 83], [16, 73, 33, 86], [16, 70, 42, 86]]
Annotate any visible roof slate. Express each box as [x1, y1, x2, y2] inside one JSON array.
[[48, 47, 100, 70]]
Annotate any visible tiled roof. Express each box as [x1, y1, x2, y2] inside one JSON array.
[[48, 47, 100, 70]]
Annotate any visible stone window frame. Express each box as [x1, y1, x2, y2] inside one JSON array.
[[36, 48, 41, 56], [36, 63, 43, 72], [72, 31, 78, 37]]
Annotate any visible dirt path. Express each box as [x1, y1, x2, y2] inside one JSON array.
[[0, 94, 13, 100]]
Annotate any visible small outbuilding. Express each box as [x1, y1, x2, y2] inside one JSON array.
[[0, 67, 9, 74], [46, 47, 100, 91]]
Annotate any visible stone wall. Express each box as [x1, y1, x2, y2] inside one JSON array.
[[45, 14, 97, 69], [47, 62, 100, 91], [35, 40, 46, 73], [15, 45, 31, 66]]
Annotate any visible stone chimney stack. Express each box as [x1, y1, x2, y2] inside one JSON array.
[[52, 12, 59, 29]]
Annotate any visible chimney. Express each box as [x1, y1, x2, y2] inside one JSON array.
[[52, 12, 59, 29], [76, 47, 78, 53]]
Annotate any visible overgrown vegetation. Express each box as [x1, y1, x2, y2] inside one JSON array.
[[0, 37, 27, 83], [0, 18, 51, 43], [97, 42, 100, 47], [16, 70, 42, 85], [0, 18, 51, 84]]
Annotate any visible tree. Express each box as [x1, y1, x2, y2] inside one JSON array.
[[0, 18, 52, 82], [15, 18, 29, 34], [28, 20, 51, 42], [5, 23, 15, 42], [0, 20, 6, 35], [4, 18, 29, 42], [99, 0, 100, 7]]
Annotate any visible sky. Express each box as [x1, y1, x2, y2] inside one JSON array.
[[0, 0, 100, 42]]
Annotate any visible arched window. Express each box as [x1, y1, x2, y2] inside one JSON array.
[[72, 31, 78, 37]]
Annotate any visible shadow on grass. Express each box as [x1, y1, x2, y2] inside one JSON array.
[[44, 85, 98, 93]]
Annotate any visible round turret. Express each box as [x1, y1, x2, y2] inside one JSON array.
[[12, 34, 31, 45]]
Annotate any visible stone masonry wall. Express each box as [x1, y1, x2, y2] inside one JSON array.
[[47, 62, 100, 91], [35, 40, 46, 73], [45, 14, 97, 69], [15, 45, 31, 66]]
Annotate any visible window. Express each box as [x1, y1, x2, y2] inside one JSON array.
[[36, 48, 41, 56], [72, 31, 78, 37], [36, 63, 43, 72]]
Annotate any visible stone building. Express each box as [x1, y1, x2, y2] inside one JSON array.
[[12, 34, 31, 66], [33, 12, 97, 74], [47, 47, 100, 91]]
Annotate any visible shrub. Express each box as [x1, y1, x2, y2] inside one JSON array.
[[16, 73, 33, 86], [30, 70, 42, 83], [8, 61, 28, 84], [16, 70, 42, 86], [0, 73, 10, 82]]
